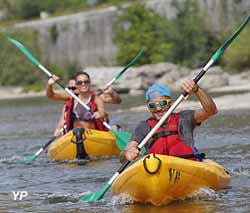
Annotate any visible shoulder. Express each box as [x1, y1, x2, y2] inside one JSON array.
[[179, 110, 195, 118], [178, 110, 198, 126], [132, 120, 150, 142], [135, 120, 150, 132]]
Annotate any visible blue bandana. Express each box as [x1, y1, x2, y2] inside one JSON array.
[[145, 84, 171, 101]]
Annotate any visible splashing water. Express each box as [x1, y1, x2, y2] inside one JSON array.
[[111, 188, 217, 206], [231, 168, 250, 178], [182, 188, 218, 201], [111, 193, 136, 205]]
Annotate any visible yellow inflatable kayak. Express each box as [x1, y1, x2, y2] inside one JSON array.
[[47, 128, 120, 160], [112, 154, 231, 205]]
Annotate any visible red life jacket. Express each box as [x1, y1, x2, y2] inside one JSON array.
[[64, 95, 109, 132], [147, 113, 195, 160], [65, 98, 74, 132]]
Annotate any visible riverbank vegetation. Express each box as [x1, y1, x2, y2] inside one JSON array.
[[0, 31, 64, 88], [0, 0, 249, 90], [114, 1, 249, 70], [0, 0, 138, 20]]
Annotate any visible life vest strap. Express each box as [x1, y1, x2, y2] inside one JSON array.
[[72, 128, 89, 159], [152, 130, 178, 141], [148, 130, 178, 149]]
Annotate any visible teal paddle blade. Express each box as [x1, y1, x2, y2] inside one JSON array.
[[111, 129, 146, 154], [80, 182, 110, 202], [8, 38, 41, 67], [111, 130, 131, 151], [22, 154, 37, 162], [17, 154, 37, 164]]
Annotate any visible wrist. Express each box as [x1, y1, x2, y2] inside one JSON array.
[[194, 84, 200, 93]]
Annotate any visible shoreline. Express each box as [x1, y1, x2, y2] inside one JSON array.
[[1, 85, 250, 111], [0, 87, 45, 100], [128, 92, 250, 112]]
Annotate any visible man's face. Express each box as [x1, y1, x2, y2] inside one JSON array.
[[147, 96, 172, 120]]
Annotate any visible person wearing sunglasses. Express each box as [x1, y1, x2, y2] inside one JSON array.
[[120, 80, 217, 163], [52, 78, 79, 137], [47, 71, 117, 131]]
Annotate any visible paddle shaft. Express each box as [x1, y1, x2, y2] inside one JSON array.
[[104, 13, 250, 187], [34, 136, 57, 157], [7, 38, 114, 130], [96, 48, 144, 95], [38, 63, 113, 130], [107, 48, 144, 86]]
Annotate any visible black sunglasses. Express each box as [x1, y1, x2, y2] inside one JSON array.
[[76, 80, 90, 85], [67, 86, 77, 91]]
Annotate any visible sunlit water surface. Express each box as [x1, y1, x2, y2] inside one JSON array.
[[0, 95, 250, 212]]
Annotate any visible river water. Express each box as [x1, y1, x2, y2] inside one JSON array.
[[0, 95, 250, 212]]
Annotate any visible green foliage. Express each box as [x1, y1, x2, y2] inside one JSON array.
[[67, 63, 79, 79], [114, 3, 173, 65], [0, 31, 44, 86], [0, 0, 136, 20], [222, 27, 250, 72], [1, 0, 88, 20], [114, 0, 221, 68], [22, 83, 44, 93], [0, 31, 68, 90], [170, 0, 221, 67]]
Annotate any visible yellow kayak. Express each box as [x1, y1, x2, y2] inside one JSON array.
[[47, 129, 120, 160], [112, 154, 231, 205]]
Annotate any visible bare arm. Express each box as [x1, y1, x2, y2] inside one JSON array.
[[46, 75, 70, 101], [99, 87, 122, 104], [182, 80, 217, 124], [193, 86, 218, 123], [92, 95, 106, 119]]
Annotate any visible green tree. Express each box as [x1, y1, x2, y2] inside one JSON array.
[[113, 3, 173, 65], [1, 0, 88, 20], [0, 31, 66, 89], [0, 31, 43, 86], [170, 0, 220, 67], [222, 27, 250, 72]]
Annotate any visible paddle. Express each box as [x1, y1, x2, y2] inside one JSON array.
[[20, 136, 57, 163], [96, 48, 144, 95], [8, 38, 131, 151], [79, 13, 250, 202], [19, 128, 64, 163]]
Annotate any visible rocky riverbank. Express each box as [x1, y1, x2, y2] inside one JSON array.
[[1, 63, 250, 110], [85, 63, 250, 96]]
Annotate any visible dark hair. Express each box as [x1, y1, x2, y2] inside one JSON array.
[[74, 71, 90, 81]]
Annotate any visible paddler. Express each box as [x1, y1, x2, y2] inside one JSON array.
[[47, 71, 121, 133], [120, 80, 217, 162]]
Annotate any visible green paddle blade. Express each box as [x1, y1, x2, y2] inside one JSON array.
[[111, 130, 131, 151], [23, 155, 37, 162], [111, 129, 147, 155], [211, 14, 250, 62], [17, 154, 37, 164], [114, 48, 144, 80], [7, 38, 41, 67], [80, 182, 110, 202]]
